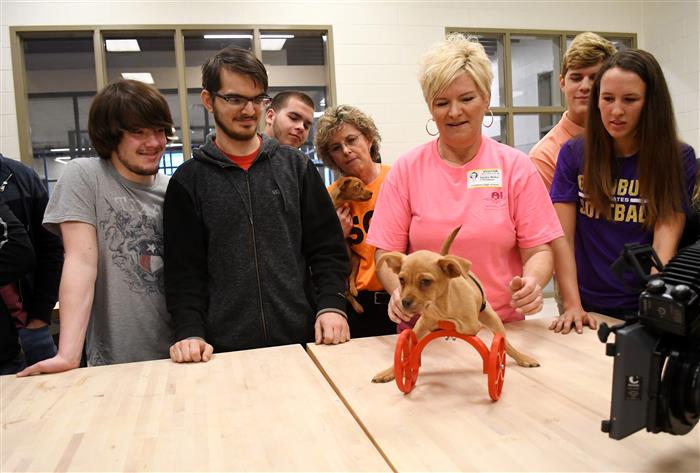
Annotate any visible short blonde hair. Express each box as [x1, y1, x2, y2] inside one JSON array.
[[418, 33, 493, 105], [562, 32, 616, 76], [314, 104, 381, 173]]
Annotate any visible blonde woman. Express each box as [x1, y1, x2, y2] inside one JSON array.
[[367, 34, 563, 328]]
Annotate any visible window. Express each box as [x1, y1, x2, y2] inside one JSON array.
[[446, 28, 636, 154], [11, 26, 336, 186], [20, 33, 97, 193]]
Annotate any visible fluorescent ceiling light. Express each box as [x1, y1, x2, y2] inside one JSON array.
[[261, 38, 287, 51], [204, 34, 253, 39], [203, 33, 293, 50], [313, 111, 324, 118], [54, 156, 71, 164], [261, 34, 294, 39], [106, 39, 140, 52], [50, 147, 70, 152], [260, 34, 294, 50], [121, 72, 155, 84]]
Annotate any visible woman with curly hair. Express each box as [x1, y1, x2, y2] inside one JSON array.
[[315, 104, 396, 337]]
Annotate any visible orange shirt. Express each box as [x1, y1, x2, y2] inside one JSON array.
[[529, 111, 584, 192], [215, 136, 262, 171], [328, 164, 390, 292]]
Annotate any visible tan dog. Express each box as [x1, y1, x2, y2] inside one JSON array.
[[372, 227, 539, 383], [329, 176, 372, 313]]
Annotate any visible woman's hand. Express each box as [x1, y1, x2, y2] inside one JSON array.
[[509, 275, 544, 316], [549, 307, 597, 334], [336, 205, 353, 238], [387, 286, 414, 323]]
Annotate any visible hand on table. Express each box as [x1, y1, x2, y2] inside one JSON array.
[[315, 311, 350, 344], [16, 352, 79, 377], [170, 338, 214, 363], [549, 307, 598, 334]]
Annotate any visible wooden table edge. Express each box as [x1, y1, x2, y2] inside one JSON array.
[[305, 344, 398, 473]]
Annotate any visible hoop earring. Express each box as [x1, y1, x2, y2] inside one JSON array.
[[425, 118, 439, 137], [483, 109, 495, 128]]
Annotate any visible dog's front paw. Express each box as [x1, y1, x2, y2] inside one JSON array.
[[516, 355, 540, 368], [372, 367, 396, 383]]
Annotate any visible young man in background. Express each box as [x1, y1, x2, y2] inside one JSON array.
[[264, 90, 315, 149], [530, 32, 616, 191]]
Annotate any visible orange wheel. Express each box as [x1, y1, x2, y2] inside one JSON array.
[[394, 329, 418, 393], [487, 333, 506, 401]]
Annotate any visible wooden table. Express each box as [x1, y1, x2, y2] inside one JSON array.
[[308, 314, 700, 472], [1, 344, 390, 472]]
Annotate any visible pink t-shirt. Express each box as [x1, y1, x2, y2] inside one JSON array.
[[529, 111, 584, 192], [367, 135, 563, 322]]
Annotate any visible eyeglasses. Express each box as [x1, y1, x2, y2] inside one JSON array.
[[328, 134, 363, 155], [209, 91, 272, 109]]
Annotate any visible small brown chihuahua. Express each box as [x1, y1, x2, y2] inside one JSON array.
[[329, 176, 373, 314], [372, 227, 539, 383]]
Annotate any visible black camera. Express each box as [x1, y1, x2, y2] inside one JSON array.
[[599, 242, 700, 440]]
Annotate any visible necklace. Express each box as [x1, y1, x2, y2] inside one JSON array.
[[438, 139, 480, 166]]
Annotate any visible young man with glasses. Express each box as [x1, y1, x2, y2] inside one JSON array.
[[264, 91, 315, 149], [164, 46, 349, 363]]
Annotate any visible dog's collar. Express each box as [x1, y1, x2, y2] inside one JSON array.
[[468, 274, 487, 312]]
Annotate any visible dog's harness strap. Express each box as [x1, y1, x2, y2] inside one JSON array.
[[469, 274, 487, 312]]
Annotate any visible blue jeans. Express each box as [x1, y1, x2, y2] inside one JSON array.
[[0, 351, 26, 375], [19, 325, 57, 366]]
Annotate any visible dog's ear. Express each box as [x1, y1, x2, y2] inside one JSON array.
[[377, 252, 405, 274], [437, 255, 472, 279], [338, 177, 351, 191]]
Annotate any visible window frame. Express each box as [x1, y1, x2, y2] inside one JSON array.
[[10, 24, 337, 167]]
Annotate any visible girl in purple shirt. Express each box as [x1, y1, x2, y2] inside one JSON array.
[[550, 49, 697, 333]]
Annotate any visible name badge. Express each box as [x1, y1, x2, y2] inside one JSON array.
[[467, 169, 502, 188]]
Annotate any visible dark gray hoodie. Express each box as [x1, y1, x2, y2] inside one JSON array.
[[163, 134, 348, 352]]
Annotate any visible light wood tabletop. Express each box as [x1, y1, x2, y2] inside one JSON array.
[[308, 313, 700, 472], [1, 344, 390, 472]]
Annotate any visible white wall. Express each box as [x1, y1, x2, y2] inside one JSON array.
[[1, 0, 697, 163], [640, 1, 699, 152]]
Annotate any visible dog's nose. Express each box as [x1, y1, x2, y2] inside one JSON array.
[[401, 298, 413, 310]]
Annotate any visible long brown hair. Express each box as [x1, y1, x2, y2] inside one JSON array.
[[583, 49, 685, 228]]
